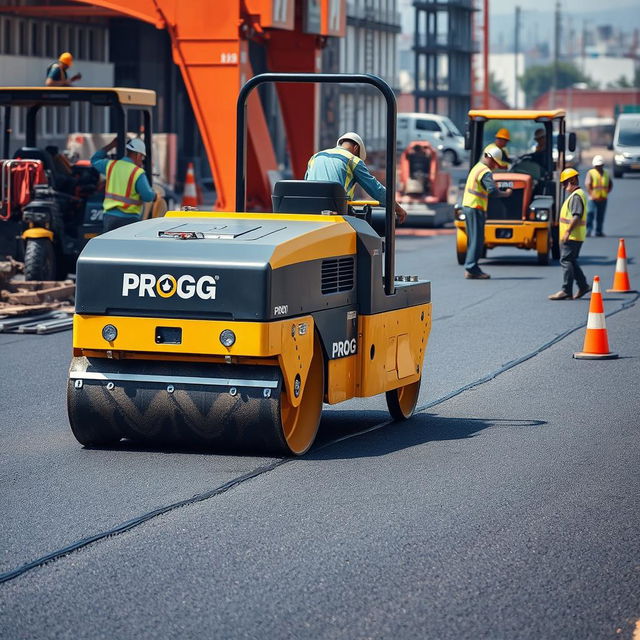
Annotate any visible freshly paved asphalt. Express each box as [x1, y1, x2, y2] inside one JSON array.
[[1, 174, 639, 638]]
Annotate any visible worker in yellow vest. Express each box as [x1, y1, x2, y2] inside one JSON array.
[[585, 155, 613, 237], [482, 128, 510, 169], [548, 168, 590, 300], [91, 138, 156, 232], [461, 146, 512, 279]]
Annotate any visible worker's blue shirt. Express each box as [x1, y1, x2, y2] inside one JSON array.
[[46, 62, 66, 82], [91, 150, 155, 216], [305, 147, 387, 202]]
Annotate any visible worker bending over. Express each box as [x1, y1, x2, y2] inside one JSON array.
[[45, 52, 81, 87], [305, 132, 407, 223], [483, 128, 510, 169], [585, 154, 613, 237], [461, 146, 512, 279], [91, 138, 156, 232], [548, 168, 590, 300]]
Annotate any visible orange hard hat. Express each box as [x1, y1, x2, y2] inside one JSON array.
[[58, 52, 74, 66], [496, 128, 510, 141]]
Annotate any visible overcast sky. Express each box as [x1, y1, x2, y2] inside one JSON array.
[[491, 0, 637, 14]]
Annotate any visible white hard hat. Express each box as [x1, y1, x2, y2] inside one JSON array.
[[337, 132, 366, 162], [592, 154, 604, 167], [484, 145, 503, 162], [126, 138, 147, 157]]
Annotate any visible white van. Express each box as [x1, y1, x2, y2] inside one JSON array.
[[612, 113, 640, 178], [397, 112, 468, 166]]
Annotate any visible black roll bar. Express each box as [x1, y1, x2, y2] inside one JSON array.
[[236, 73, 398, 296]]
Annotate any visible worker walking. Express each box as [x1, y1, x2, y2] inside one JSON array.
[[305, 132, 407, 223], [91, 138, 156, 232], [483, 128, 510, 169], [461, 146, 512, 279], [549, 168, 590, 300], [45, 52, 81, 87], [585, 155, 613, 237]]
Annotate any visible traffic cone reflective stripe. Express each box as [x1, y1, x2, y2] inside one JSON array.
[[606, 238, 635, 293], [182, 162, 199, 208], [574, 276, 618, 360]]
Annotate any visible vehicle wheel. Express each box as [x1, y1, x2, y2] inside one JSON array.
[[386, 379, 421, 421], [443, 149, 457, 166], [456, 228, 467, 265], [24, 238, 56, 281], [536, 230, 550, 265], [551, 226, 560, 260], [613, 166, 623, 179], [278, 333, 325, 455]]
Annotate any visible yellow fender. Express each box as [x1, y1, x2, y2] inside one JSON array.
[[22, 228, 54, 241]]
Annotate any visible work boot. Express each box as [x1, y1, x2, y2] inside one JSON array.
[[573, 286, 592, 299], [548, 290, 571, 300], [596, 231, 605, 237], [464, 271, 490, 280]]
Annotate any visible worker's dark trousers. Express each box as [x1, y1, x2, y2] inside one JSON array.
[[103, 211, 141, 233], [463, 207, 485, 274], [586, 199, 607, 235], [560, 240, 588, 295]]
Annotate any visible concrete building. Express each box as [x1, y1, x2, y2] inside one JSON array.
[[320, 0, 402, 164]]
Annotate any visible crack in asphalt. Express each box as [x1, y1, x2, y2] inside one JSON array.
[[1, 292, 637, 587]]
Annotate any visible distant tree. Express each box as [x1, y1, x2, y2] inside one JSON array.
[[489, 73, 509, 103], [519, 62, 595, 106], [608, 75, 632, 89]]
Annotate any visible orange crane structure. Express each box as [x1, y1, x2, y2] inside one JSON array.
[[55, 0, 346, 210]]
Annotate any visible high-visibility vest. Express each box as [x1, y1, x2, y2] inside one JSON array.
[[306, 147, 360, 198], [462, 162, 490, 211], [103, 159, 145, 215], [588, 168, 610, 200], [483, 143, 508, 169], [559, 188, 587, 242]]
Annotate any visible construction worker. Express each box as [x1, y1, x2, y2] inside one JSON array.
[[483, 128, 510, 169], [585, 154, 613, 237], [91, 138, 156, 232], [530, 128, 547, 168], [305, 132, 407, 223], [461, 146, 513, 279], [548, 168, 590, 300], [45, 52, 81, 87]]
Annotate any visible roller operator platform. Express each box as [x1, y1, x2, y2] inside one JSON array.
[[67, 73, 432, 456]]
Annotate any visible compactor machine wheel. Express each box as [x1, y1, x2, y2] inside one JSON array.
[[67, 73, 432, 456]]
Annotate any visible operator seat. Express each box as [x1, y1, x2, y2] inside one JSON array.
[[272, 180, 348, 216]]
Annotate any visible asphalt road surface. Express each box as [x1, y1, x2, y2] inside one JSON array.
[[2, 173, 639, 639]]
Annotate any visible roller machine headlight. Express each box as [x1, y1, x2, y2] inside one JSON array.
[[67, 74, 432, 456]]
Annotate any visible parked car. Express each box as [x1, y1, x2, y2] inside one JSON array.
[[611, 114, 640, 178], [397, 112, 468, 166]]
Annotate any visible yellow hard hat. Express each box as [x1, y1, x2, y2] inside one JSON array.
[[58, 52, 74, 66], [496, 128, 510, 141], [560, 168, 579, 183]]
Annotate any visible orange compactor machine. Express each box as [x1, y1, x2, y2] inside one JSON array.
[[67, 74, 432, 456]]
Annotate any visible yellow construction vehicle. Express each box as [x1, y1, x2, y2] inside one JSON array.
[[455, 109, 576, 265], [67, 73, 432, 456]]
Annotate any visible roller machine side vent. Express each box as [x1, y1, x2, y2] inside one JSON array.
[[321, 257, 355, 295]]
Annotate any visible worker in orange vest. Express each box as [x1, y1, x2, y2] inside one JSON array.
[[585, 155, 613, 237]]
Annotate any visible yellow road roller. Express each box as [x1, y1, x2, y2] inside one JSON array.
[[67, 73, 432, 455]]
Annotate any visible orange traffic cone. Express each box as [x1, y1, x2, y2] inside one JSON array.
[[606, 238, 636, 293], [182, 162, 199, 208], [573, 276, 618, 360]]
